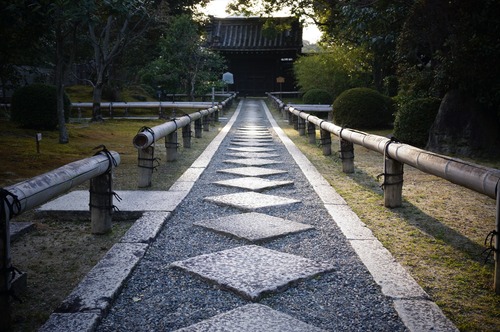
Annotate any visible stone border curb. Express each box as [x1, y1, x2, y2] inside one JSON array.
[[37, 102, 243, 331], [261, 100, 458, 332]]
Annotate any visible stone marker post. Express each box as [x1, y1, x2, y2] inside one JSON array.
[[383, 157, 404, 208], [495, 192, 500, 294], [182, 124, 191, 148], [0, 199, 11, 330], [138, 146, 154, 188], [307, 122, 316, 144], [320, 128, 331, 156], [339, 139, 354, 173], [298, 117, 306, 136], [90, 171, 113, 234], [166, 130, 178, 162], [195, 118, 202, 138], [203, 114, 210, 132]]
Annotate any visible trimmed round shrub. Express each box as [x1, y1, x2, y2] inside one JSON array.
[[11, 84, 71, 130], [393, 97, 441, 147], [302, 88, 333, 104], [332, 88, 394, 129]]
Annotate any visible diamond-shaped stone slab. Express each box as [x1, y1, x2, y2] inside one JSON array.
[[194, 212, 313, 241], [174, 303, 326, 332], [230, 141, 273, 147], [231, 137, 273, 142], [204, 192, 300, 211], [170, 245, 334, 301], [238, 126, 267, 130], [218, 166, 287, 177], [213, 177, 293, 191], [225, 151, 279, 158], [235, 134, 271, 138], [228, 147, 276, 153], [235, 130, 271, 135], [223, 158, 282, 166]]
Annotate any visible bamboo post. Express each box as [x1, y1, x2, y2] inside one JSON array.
[[195, 118, 202, 138], [0, 199, 11, 331], [383, 157, 404, 208], [495, 191, 500, 294], [307, 121, 316, 144], [182, 124, 191, 148], [90, 171, 113, 234], [138, 146, 154, 188], [165, 130, 178, 162], [339, 138, 354, 173], [320, 128, 331, 156]]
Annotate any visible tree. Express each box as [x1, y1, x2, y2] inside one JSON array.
[[140, 15, 226, 100], [227, 0, 411, 90], [82, 0, 160, 121], [0, 0, 48, 103], [46, 0, 86, 143], [294, 44, 371, 99]]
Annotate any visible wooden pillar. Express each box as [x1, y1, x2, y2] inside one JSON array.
[[320, 128, 331, 156], [298, 117, 306, 136], [138, 146, 154, 188], [288, 112, 294, 125], [307, 122, 316, 144], [339, 139, 354, 173], [195, 118, 202, 138], [165, 130, 178, 162], [383, 157, 404, 208], [182, 124, 191, 149], [293, 114, 299, 130], [283, 107, 289, 120], [90, 171, 113, 234], [0, 199, 11, 330], [495, 191, 500, 294]]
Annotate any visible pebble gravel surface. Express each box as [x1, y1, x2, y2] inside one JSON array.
[[96, 100, 408, 331]]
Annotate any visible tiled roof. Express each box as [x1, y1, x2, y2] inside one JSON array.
[[207, 17, 302, 51]]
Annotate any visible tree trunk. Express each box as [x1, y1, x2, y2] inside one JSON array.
[[92, 81, 104, 122], [55, 26, 69, 144]]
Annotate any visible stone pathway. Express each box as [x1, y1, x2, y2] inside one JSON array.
[[39, 99, 458, 332]]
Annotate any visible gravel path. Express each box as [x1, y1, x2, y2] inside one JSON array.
[[96, 99, 407, 331]]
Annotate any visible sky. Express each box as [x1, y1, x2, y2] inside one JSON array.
[[201, 0, 321, 43]]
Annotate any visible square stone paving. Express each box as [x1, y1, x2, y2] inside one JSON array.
[[204, 192, 300, 211], [194, 212, 313, 241], [213, 177, 293, 191], [228, 147, 276, 153], [174, 303, 326, 332], [170, 245, 334, 301], [223, 158, 282, 166]]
